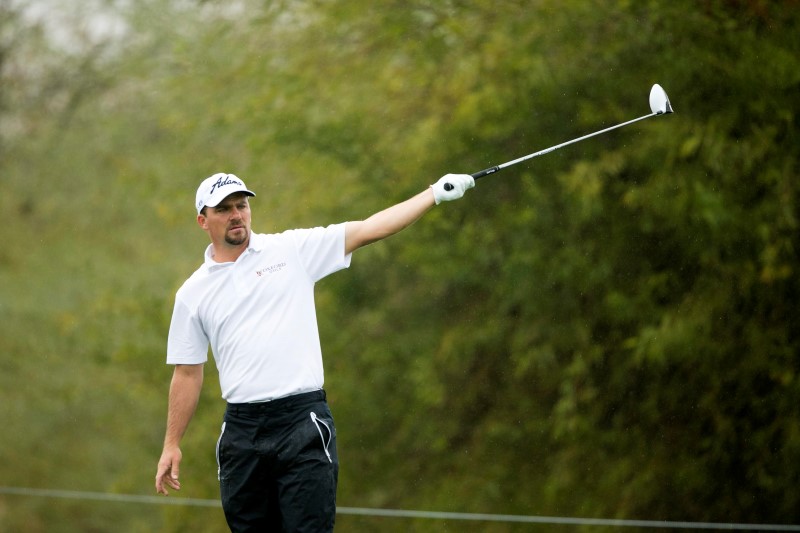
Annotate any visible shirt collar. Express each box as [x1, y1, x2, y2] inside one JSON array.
[[247, 232, 265, 252], [203, 232, 262, 272]]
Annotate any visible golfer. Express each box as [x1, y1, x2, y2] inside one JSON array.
[[154, 171, 474, 532]]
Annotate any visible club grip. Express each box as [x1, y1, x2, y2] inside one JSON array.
[[443, 166, 500, 191], [472, 166, 500, 180]]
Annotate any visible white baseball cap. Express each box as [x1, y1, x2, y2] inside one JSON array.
[[195, 173, 256, 214]]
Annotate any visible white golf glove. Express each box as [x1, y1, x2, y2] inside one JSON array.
[[431, 173, 475, 205]]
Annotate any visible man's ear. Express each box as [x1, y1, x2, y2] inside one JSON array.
[[197, 213, 208, 230]]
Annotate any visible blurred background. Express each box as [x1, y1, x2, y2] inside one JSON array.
[[1, 0, 798, 531]]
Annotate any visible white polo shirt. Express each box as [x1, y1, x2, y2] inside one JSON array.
[[166, 223, 352, 403]]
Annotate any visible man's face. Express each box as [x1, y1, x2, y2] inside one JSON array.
[[198, 192, 252, 248]]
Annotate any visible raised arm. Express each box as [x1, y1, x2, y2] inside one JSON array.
[[155, 363, 204, 495], [344, 174, 474, 254]]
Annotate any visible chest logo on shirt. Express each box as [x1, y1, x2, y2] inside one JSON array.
[[255, 262, 287, 277]]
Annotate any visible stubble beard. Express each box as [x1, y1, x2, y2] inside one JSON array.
[[225, 226, 248, 246]]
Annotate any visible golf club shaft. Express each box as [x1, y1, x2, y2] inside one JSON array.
[[470, 111, 660, 180]]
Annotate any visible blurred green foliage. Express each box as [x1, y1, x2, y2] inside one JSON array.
[[1, 0, 798, 531]]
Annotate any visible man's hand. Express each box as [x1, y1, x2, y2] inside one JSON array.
[[431, 174, 475, 205], [155, 446, 183, 495]]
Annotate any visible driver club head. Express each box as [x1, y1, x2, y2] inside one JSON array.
[[649, 84, 674, 114], [460, 83, 677, 187]]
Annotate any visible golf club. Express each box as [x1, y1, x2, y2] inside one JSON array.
[[444, 84, 673, 190]]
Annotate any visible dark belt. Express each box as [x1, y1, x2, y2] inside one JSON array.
[[226, 389, 326, 415]]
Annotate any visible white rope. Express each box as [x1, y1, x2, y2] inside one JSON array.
[[0, 486, 218, 507], [336, 507, 800, 530], [1, 486, 799, 530]]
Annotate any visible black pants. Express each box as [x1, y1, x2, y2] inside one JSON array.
[[217, 390, 338, 532]]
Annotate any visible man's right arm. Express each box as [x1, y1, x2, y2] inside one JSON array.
[[155, 363, 204, 495]]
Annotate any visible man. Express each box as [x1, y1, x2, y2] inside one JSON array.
[[154, 171, 474, 532]]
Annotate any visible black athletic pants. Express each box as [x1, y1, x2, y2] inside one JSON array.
[[217, 390, 338, 532]]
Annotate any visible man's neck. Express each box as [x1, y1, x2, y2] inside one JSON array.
[[210, 241, 249, 263]]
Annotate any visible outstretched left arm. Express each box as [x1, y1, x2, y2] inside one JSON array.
[[344, 174, 474, 254]]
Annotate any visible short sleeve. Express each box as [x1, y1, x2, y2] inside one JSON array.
[[289, 223, 352, 282], [166, 298, 209, 364]]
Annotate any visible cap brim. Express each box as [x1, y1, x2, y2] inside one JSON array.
[[203, 188, 256, 209]]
